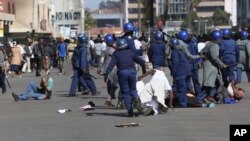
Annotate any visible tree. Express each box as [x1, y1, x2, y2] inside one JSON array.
[[213, 8, 231, 26], [190, 0, 205, 12], [181, 12, 199, 33], [84, 10, 96, 31], [99, 0, 120, 9]]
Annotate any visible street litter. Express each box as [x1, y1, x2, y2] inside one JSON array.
[[57, 109, 71, 114], [115, 123, 142, 128], [80, 101, 95, 111]]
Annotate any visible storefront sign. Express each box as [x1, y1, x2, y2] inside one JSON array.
[[0, 21, 3, 37], [55, 12, 81, 21]]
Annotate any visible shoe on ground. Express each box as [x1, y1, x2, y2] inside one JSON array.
[[12, 92, 19, 101], [202, 103, 207, 108], [68, 94, 76, 97], [2, 88, 6, 94], [208, 103, 216, 108], [143, 107, 153, 116], [81, 90, 91, 95], [105, 101, 115, 107], [92, 91, 101, 96], [206, 96, 216, 103]]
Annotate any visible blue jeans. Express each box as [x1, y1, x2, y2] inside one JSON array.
[[236, 67, 250, 83], [118, 69, 138, 115], [18, 82, 46, 100]]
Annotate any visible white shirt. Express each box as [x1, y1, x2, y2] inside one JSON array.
[[94, 43, 106, 56], [89, 40, 95, 49], [134, 39, 142, 50], [198, 42, 206, 53], [151, 70, 172, 91]]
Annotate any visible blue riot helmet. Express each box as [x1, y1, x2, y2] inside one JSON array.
[[222, 28, 231, 38], [211, 29, 222, 41], [123, 22, 134, 33], [169, 38, 179, 48], [77, 33, 88, 44], [178, 29, 189, 41], [240, 31, 249, 39], [104, 34, 114, 46], [116, 38, 128, 50], [154, 31, 163, 43]]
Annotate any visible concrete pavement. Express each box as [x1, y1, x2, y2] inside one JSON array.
[[0, 61, 249, 141]]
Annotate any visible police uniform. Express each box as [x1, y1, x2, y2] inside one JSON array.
[[186, 37, 202, 95], [236, 39, 250, 82], [148, 40, 166, 69], [220, 38, 238, 86], [171, 45, 191, 107], [69, 44, 89, 96], [105, 41, 146, 116]]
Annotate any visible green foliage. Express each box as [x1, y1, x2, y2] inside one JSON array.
[[84, 11, 96, 30], [190, 0, 204, 11], [181, 12, 198, 32], [213, 8, 231, 26]]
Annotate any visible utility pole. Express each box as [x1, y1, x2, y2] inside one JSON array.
[[147, 0, 154, 42], [138, 0, 141, 35], [148, 0, 154, 28]]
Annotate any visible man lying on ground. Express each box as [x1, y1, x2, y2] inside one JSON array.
[[11, 74, 53, 101]]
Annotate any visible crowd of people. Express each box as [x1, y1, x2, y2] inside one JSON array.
[[0, 22, 248, 117]]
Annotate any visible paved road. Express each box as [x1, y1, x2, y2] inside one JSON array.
[[0, 61, 249, 141]]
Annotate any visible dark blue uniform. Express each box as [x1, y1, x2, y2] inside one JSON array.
[[69, 44, 96, 96], [171, 48, 191, 107], [186, 38, 202, 95], [220, 39, 238, 86], [148, 42, 166, 69], [123, 36, 143, 56], [78, 45, 97, 95], [105, 49, 146, 115]]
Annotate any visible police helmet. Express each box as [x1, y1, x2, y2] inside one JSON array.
[[77, 33, 88, 44], [240, 31, 249, 39], [178, 29, 189, 41], [154, 31, 163, 43], [222, 28, 231, 38], [123, 23, 134, 33], [104, 34, 114, 46], [169, 38, 179, 47], [116, 38, 128, 50], [211, 29, 222, 41]]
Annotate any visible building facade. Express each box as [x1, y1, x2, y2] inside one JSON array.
[[236, 0, 250, 28], [8, 0, 52, 42], [167, 0, 190, 20], [0, 0, 15, 43], [49, 0, 84, 38], [196, 0, 224, 17]]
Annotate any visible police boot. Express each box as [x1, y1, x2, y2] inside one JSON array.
[[132, 98, 144, 115]]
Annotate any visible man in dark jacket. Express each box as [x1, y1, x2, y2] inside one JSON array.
[[33, 38, 45, 76]]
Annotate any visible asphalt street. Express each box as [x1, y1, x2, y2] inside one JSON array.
[[0, 60, 249, 141]]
